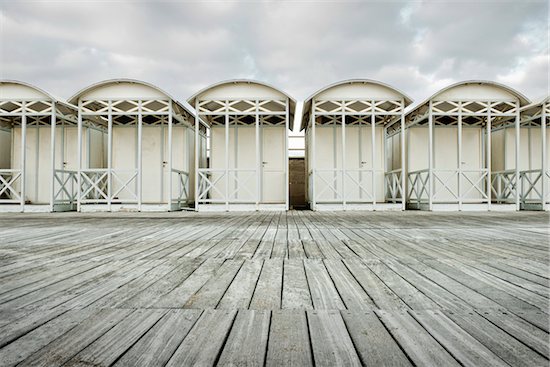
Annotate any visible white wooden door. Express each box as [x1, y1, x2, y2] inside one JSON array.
[[261, 126, 285, 203]]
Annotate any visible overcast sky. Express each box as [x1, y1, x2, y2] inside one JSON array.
[[0, 0, 548, 112]]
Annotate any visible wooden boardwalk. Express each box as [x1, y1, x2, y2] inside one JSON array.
[[0, 210, 548, 366]]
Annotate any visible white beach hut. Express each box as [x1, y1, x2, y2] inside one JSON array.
[[189, 80, 296, 211], [404, 81, 530, 211], [68, 79, 196, 212], [0, 80, 81, 212], [301, 79, 413, 211]]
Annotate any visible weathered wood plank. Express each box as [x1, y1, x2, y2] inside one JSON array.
[[266, 310, 313, 367], [113, 309, 201, 367], [376, 310, 461, 366], [307, 310, 362, 366], [341, 310, 412, 366], [249, 258, 283, 310], [165, 309, 237, 366], [443, 310, 549, 366], [282, 259, 313, 309], [17, 309, 133, 367], [217, 310, 270, 366], [304, 259, 345, 310]]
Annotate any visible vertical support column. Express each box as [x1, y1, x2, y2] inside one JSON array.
[[342, 112, 346, 210], [50, 105, 57, 212], [194, 101, 200, 211], [428, 100, 434, 211], [285, 98, 289, 211], [371, 109, 376, 210], [383, 124, 387, 204], [311, 103, 316, 211], [137, 102, 143, 211], [541, 105, 547, 210], [515, 102, 520, 210], [225, 106, 229, 211], [160, 119, 164, 203], [458, 102, 463, 210], [77, 101, 82, 212], [487, 107, 492, 210], [358, 118, 363, 201], [255, 100, 260, 210], [107, 102, 113, 211], [400, 106, 406, 211], [20, 103, 26, 212], [167, 102, 173, 211]]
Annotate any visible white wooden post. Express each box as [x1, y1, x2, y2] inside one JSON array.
[[342, 112, 346, 210], [137, 102, 143, 211], [311, 105, 316, 211], [285, 98, 289, 211], [428, 100, 434, 211], [255, 100, 260, 210], [167, 102, 173, 211], [20, 102, 26, 212], [371, 109, 376, 210], [401, 105, 406, 211], [458, 102, 462, 210], [107, 102, 113, 211], [515, 103, 520, 210], [225, 108, 229, 211], [487, 108, 492, 210], [194, 101, 200, 211], [542, 105, 547, 210], [77, 101, 82, 212], [50, 105, 56, 212]]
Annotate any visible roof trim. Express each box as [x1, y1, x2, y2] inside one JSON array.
[[303, 79, 413, 106], [187, 79, 297, 106], [68, 78, 194, 116]]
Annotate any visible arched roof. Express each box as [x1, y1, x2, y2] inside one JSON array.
[[301, 79, 413, 130], [304, 79, 413, 106], [68, 78, 194, 117], [188, 79, 296, 116], [1, 80, 60, 102], [0, 80, 76, 114], [407, 80, 531, 117]]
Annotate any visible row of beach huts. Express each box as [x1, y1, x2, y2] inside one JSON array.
[[0, 78, 548, 212]]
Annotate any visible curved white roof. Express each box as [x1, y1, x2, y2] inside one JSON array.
[[68, 78, 194, 116], [188, 79, 296, 115], [304, 79, 413, 106], [301, 79, 413, 130], [0, 80, 76, 114], [406, 80, 531, 117], [1, 80, 60, 102]]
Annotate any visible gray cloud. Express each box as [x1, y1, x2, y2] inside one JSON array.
[[0, 0, 547, 110]]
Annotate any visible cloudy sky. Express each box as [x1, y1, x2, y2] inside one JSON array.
[[0, 0, 548, 111]]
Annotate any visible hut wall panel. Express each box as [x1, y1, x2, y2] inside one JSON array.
[[505, 128, 517, 170], [112, 127, 137, 201], [491, 130, 505, 172], [88, 128, 105, 169], [0, 130, 10, 169], [210, 126, 227, 200], [407, 127, 429, 172], [262, 126, 285, 203], [142, 127, 164, 203]]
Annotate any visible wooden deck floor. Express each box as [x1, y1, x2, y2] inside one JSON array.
[[0, 211, 548, 366]]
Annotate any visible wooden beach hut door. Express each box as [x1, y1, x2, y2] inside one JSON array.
[[261, 126, 285, 203]]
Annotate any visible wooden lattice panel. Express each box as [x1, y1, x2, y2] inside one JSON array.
[[313, 99, 403, 115], [197, 99, 288, 115]]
